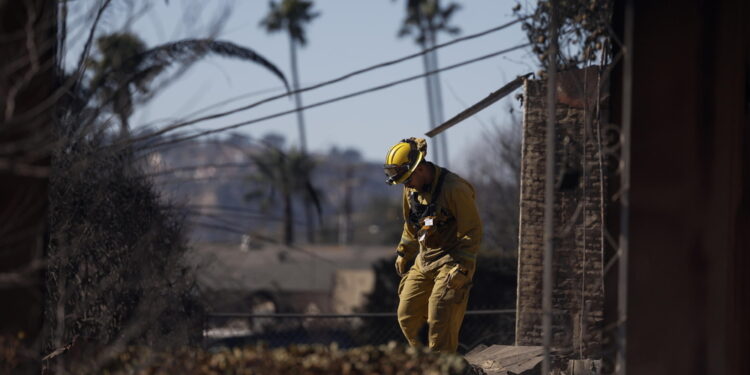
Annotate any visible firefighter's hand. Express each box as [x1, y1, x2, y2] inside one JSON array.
[[446, 264, 470, 289], [395, 255, 409, 277]]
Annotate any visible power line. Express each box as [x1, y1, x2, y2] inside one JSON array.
[[124, 18, 527, 146], [208, 309, 515, 319], [184, 208, 282, 222], [170, 86, 287, 125], [155, 175, 250, 185], [182, 206, 300, 224], [145, 162, 250, 177], [142, 43, 531, 151], [187, 220, 341, 266], [183, 204, 269, 214]]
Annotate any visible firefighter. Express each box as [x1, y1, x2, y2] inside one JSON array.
[[383, 137, 482, 353]]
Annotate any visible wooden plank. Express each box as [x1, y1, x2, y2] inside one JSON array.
[[465, 345, 544, 375], [425, 73, 531, 137]]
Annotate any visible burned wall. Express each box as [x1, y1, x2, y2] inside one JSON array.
[[515, 68, 607, 358]]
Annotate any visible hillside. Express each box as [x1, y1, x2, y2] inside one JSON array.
[[143, 134, 403, 246]]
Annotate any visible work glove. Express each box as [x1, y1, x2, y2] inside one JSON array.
[[445, 264, 470, 289], [395, 255, 409, 277]]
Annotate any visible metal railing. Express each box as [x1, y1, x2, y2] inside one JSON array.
[[204, 309, 515, 354]]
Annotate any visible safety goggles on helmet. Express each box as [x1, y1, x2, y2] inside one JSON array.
[[384, 163, 412, 185]]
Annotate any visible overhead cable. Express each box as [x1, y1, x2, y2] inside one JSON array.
[[142, 43, 531, 150], [188, 220, 340, 266], [125, 18, 527, 145]]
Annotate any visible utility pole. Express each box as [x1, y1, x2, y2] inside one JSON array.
[[542, 0, 559, 373]]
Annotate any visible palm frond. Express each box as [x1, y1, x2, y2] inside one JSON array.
[[259, 1, 285, 33], [260, 0, 319, 46], [397, 0, 462, 45], [136, 39, 290, 92], [82, 34, 290, 136]]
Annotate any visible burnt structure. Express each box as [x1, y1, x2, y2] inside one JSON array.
[[515, 67, 608, 359]]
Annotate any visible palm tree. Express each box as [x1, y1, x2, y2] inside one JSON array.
[[86, 32, 290, 138], [260, 0, 319, 154], [396, 0, 461, 167], [87, 33, 147, 137], [245, 141, 322, 246], [260, 0, 320, 243]]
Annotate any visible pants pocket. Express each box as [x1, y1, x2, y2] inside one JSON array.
[[441, 282, 472, 304], [398, 272, 409, 297]]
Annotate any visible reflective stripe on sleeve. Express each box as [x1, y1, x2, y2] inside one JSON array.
[[400, 235, 416, 245]]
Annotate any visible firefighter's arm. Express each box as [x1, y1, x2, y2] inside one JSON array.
[[446, 180, 482, 276], [395, 188, 419, 276]]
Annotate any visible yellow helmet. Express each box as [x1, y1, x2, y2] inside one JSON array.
[[383, 138, 426, 185]]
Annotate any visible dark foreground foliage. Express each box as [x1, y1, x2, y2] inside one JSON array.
[[0, 334, 24, 374], [45, 140, 204, 371], [100, 342, 470, 375], [3, 338, 477, 374]]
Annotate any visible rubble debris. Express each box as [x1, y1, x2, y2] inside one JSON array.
[[465, 345, 544, 375]]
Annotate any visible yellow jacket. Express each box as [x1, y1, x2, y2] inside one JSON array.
[[397, 163, 482, 273]]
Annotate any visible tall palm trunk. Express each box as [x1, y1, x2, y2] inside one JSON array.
[[288, 35, 315, 243], [421, 44, 441, 165], [338, 166, 354, 246], [114, 90, 131, 138], [117, 112, 130, 138], [282, 188, 294, 245], [427, 31, 449, 167], [289, 36, 307, 153], [420, 21, 450, 167]]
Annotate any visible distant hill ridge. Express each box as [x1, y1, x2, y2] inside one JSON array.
[[142, 136, 401, 245]]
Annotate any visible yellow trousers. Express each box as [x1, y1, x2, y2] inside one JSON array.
[[397, 261, 471, 353]]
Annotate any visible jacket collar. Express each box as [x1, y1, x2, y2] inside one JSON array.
[[413, 162, 441, 196]]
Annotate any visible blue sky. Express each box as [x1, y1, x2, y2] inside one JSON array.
[[66, 0, 535, 165]]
